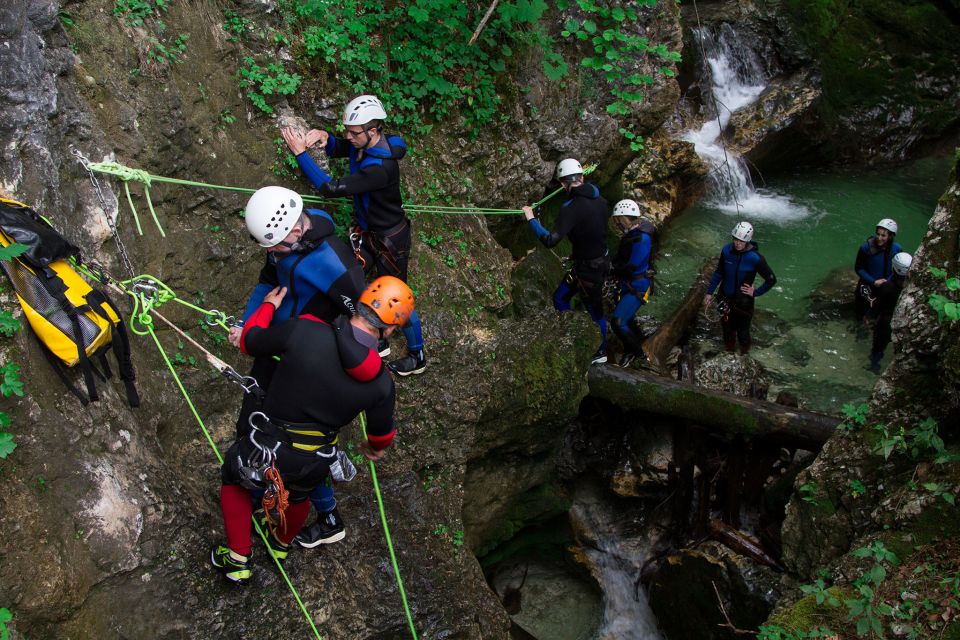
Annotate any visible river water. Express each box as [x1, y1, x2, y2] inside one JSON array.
[[647, 153, 953, 413]]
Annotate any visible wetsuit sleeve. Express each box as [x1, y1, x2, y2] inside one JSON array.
[[529, 206, 575, 249], [707, 254, 724, 294], [753, 256, 777, 296], [241, 258, 280, 323], [628, 234, 652, 274], [240, 303, 291, 356], [855, 245, 874, 283], [364, 377, 396, 450], [325, 135, 351, 158], [295, 152, 333, 189], [316, 163, 390, 198]]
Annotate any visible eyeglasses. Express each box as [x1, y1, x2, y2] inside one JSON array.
[[344, 128, 368, 138]]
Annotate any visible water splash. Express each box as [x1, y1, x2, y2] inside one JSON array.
[[683, 25, 812, 222]]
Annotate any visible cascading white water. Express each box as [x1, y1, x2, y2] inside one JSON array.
[[683, 25, 809, 221]]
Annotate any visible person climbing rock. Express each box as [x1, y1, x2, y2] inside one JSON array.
[[854, 218, 902, 323], [280, 94, 427, 377], [864, 251, 911, 373], [609, 199, 655, 367], [228, 186, 364, 549], [521, 158, 610, 364], [702, 221, 777, 354], [211, 277, 411, 584]]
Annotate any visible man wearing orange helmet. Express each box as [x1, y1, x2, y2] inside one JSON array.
[[211, 276, 413, 584]]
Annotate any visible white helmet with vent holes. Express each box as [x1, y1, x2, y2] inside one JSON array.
[[245, 186, 303, 248], [343, 95, 387, 125], [612, 199, 642, 218], [731, 221, 754, 242], [892, 252, 912, 276], [555, 158, 584, 180]]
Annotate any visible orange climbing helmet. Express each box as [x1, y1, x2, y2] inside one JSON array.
[[360, 276, 415, 327]]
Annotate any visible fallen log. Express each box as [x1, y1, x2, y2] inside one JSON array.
[[642, 259, 715, 372], [587, 366, 839, 449]]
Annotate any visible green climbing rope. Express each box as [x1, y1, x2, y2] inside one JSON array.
[[128, 287, 324, 640], [359, 412, 419, 640]]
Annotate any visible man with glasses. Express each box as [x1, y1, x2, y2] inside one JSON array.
[[854, 218, 902, 323], [280, 95, 427, 377]]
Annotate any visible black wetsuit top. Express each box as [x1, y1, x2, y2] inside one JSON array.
[[240, 305, 396, 449], [528, 182, 609, 261]]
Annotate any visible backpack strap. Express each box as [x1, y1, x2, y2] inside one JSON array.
[[86, 288, 140, 408], [30, 329, 91, 406]]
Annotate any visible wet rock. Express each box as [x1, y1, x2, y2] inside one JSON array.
[[694, 352, 770, 399], [648, 541, 783, 640]]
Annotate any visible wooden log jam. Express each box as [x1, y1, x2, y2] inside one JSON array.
[[642, 258, 716, 372], [587, 366, 839, 450]]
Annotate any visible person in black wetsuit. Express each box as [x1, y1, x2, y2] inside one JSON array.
[[210, 276, 414, 584], [228, 186, 365, 549], [521, 158, 610, 364], [281, 95, 427, 377], [703, 221, 777, 354], [864, 251, 911, 373]]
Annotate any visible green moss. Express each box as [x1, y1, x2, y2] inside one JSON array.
[[767, 587, 848, 632], [880, 504, 960, 561]]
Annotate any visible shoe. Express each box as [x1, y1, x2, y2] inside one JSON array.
[[388, 349, 427, 376], [618, 351, 637, 368], [265, 532, 291, 563], [294, 507, 346, 548], [377, 338, 391, 358], [210, 545, 251, 585], [591, 349, 607, 365]]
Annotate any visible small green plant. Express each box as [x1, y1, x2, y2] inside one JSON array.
[[145, 33, 188, 66], [921, 482, 956, 506], [0, 607, 12, 640], [798, 481, 820, 504], [756, 626, 835, 640], [872, 423, 906, 460], [223, 8, 253, 42], [452, 529, 464, 547], [838, 402, 869, 434], [237, 57, 302, 115], [219, 109, 236, 126], [432, 523, 447, 537], [444, 255, 457, 268], [418, 232, 443, 248], [114, 0, 167, 28], [59, 9, 76, 28], [927, 265, 960, 322], [849, 479, 866, 498], [37, 475, 47, 493], [799, 577, 841, 606], [271, 137, 299, 178]]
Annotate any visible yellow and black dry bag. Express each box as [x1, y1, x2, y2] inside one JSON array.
[[0, 199, 139, 407]]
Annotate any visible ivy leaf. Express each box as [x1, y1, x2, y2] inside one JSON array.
[[0, 242, 27, 262], [0, 432, 15, 459]]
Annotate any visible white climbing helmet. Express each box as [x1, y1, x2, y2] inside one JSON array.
[[731, 220, 754, 242], [892, 252, 912, 276], [555, 158, 584, 180], [877, 218, 899, 235], [245, 186, 303, 248], [343, 95, 387, 126], [612, 199, 642, 217]]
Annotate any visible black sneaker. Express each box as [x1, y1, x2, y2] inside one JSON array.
[[388, 349, 427, 376], [591, 348, 608, 365], [377, 338, 391, 358], [294, 507, 346, 549], [210, 545, 251, 585], [619, 352, 637, 368]]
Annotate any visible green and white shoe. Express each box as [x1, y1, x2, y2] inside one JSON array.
[[210, 545, 251, 585]]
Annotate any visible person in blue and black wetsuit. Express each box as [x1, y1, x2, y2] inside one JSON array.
[[703, 221, 777, 354], [864, 251, 912, 373], [521, 158, 610, 365], [854, 218, 902, 323], [280, 95, 427, 377], [609, 199, 655, 368], [228, 186, 365, 550]]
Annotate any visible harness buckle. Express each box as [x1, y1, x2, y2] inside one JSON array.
[[222, 367, 262, 396]]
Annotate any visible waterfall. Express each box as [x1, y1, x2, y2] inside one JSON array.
[[683, 24, 809, 221]]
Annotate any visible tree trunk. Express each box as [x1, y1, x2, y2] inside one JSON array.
[[588, 366, 839, 450], [643, 259, 716, 372]]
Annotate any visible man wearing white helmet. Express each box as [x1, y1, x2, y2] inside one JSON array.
[[521, 158, 610, 365], [864, 251, 912, 373], [228, 186, 366, 548], [610, 199, 656, 367], [280, 95, 427, 376], [702, 221, 777, 354], [854, 218, 902, 322]]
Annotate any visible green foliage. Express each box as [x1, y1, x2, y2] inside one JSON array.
[[419, 232, 443, 248], [798, 481, 821, 504], [871, 417, 957, 464], [0, 433, 15, 460], [0, 311, 20, 338], [0, 607, 10, 640], [114, 0, 168, 28], [223, 8, 253, 43], [271, 137, 300, 178], [927, 265, 960, 322], [283, 0, 555, 133], [559, 0, 680, 147], [59, 9, 76, 29], [145, 33, 188, 66], [238, 57, 302, 115], [921, 482, 956, 506], [756, 626, 835, 640], [799, 577, 842, 606], [839, 402, 869, 434], [0, 243, 27, 262], [0, 363, 23, 398], [219, 109, 236, 127], [849, 479, 867, 498]]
